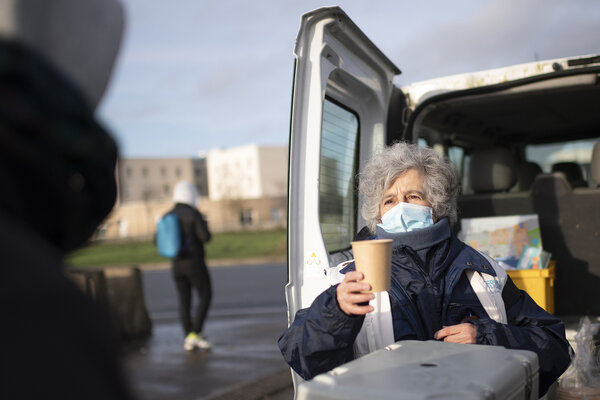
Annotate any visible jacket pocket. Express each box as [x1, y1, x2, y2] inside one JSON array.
[[447, 302, 485, 325]]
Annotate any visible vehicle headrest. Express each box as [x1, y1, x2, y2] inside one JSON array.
[[590, 142, 600, 186], [513, 161, 543, 192], [532, 172, 572, 197], [551, 162, 586, 188], [469, 147, 517, 193]]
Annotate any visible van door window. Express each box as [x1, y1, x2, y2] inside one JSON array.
[[448, 146, 464, 173], [417, 138, 429, 148], [447, 146, 468, 192], [526, 138, 598, 186], [319, 98, 360, 253]]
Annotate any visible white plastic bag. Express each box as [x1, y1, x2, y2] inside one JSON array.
[[558, 317, 600, 399]]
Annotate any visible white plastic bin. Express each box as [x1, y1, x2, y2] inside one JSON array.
[[297, 340, 539, 400]]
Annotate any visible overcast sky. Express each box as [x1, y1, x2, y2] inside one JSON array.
[[98, 0, 600, 158]]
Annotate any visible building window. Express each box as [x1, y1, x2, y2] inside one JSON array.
[[240, 209, 253, 225], [270, 207, 283, 221], [160, 167, 166, 177], [123, 184, 131, 200], [319, 98, 359, 253], [142, 167, 148, 178], [164, 184, 170, 195], [126, 167, 132, 178], [142, 185, 151, 199]]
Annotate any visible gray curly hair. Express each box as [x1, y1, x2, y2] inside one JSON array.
[[359, 142, 459, 233]]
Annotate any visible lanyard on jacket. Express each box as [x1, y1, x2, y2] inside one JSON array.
[[329, 249, 508, 359]]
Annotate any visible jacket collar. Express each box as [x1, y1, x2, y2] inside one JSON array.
[[375, 218, 456, 279], [375, 217, 452, 250]]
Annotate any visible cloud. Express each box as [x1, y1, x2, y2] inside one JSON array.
[[390, 0, 600, 83], [101, 0, 600, 157]]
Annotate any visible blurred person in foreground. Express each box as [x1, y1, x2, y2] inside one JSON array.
[[162, 181, 213, 351], [278, 142, 572, 396], [0, 0, 135, 399]]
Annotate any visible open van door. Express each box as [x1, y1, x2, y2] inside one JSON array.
[[286, 6, 400, 331]]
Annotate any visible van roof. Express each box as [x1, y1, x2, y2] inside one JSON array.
[[402, 53, 600, 107]]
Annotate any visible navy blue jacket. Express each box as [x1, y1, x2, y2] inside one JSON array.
[[278, 219, 571, 396]]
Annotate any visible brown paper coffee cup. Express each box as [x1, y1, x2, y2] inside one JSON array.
[[350, 239, 393, 292]]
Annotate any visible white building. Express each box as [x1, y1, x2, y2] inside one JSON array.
[[98, 144, 288, 239], [207, 144, 287, 200], [205, 144, 288, 231]]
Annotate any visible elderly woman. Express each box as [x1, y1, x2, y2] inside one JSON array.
[[278, 142, 571, 396]]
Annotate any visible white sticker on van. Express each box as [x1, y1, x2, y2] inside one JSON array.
[[306, 252, 322, 266]]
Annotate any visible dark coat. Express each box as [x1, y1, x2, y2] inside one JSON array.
[[0, 39, 134, 399], [0, 212, 135, 400], [278, 219, 571, 396], [167, 203, 211, 269]]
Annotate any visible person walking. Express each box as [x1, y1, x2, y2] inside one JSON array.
[[164, 181, 213, 351]]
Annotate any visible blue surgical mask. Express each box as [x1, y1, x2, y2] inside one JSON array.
[[377, 202, 434, 233]]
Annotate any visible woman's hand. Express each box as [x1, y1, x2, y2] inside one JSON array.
[[434, 323, 477, 344], [336, 271, 375, 316]]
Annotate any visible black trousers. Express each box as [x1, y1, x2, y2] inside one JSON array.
[[172, 259, 212, 335]]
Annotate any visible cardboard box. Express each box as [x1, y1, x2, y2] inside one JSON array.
[[461, 214, 542, 269]]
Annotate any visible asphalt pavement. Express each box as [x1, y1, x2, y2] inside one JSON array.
[[121, 260, 294, 400], [121, 311, 293, 400], [118, 259, 591, 400]]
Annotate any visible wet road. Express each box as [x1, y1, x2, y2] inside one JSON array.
[[121, 261, 587, 399], [143, 262, 288, 319], [122, 261, 294, 400]]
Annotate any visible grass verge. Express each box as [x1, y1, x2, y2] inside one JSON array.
[[66, 228, 286, 268]]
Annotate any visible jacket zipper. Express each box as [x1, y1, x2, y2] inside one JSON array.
[[403, 246, 432, 287], [389, 247, 427, 339]]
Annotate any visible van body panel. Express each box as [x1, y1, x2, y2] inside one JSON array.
[[402, 53, 600, 107], [286, 6, 400, 323], [287, 6, 600, 337]]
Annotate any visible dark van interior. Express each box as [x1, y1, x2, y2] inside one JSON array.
[[391, 66, 600, 315]]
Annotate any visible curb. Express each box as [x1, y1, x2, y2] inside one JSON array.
[[136, 257, 286, 271], [202, 368, 292, 400]]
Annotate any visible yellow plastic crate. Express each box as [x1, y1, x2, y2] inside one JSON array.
[[507, 262, 555, 314]]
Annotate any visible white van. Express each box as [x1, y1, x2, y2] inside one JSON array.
[[285, 5, 600, 334]]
